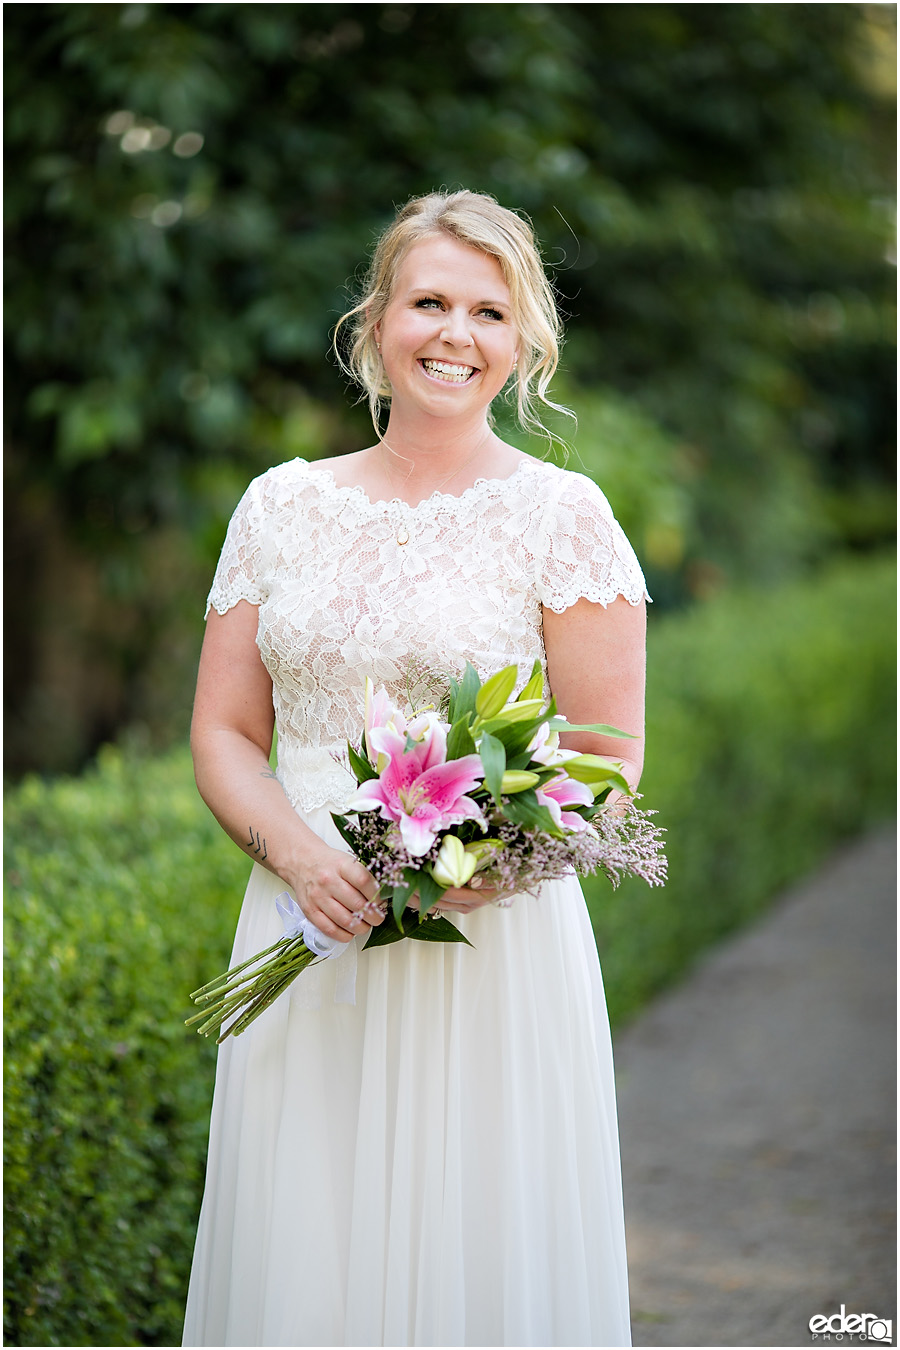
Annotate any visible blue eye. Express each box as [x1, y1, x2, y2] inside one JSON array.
[[415, 297, 443, 309], [481, 308, 504, 321]]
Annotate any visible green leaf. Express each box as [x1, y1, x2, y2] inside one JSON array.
[[329, 813, 359, 849], [475, 664, 518, 719], [361, 916, 411, 949], [479, 731, 507, 803], [362, 908, 474, 948], [494, 718, 548, 760], [529, 764, 571, 787], [446, 712, 476, 759], [408, 916, 473, 946], [592, 774, 631, 797], [501, 789, 564, 836], [347, 741, 378, 782], [507, 747, 539, 770], [546, 718, 635, 738], [392, 869, 419, 923], [454, 662, 482, 720], [415, 868, 444, 918], [446, 674, 460, 721]]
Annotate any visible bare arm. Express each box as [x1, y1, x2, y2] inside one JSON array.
[[542, 595, 647, 799], [191, 601, 382, 941]]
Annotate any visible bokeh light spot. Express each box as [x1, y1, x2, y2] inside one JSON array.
[[173, 132, 204, 158], [151, 201, 183, 228], [105, 110, 135, 136], [121, 127, 152, 154]]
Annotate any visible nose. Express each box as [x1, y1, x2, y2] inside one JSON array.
[[440, 306, 474, 348]]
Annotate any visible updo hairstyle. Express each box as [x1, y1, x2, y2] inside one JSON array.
[[334, 189, 571, 442]]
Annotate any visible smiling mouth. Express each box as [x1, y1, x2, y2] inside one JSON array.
[[420, 359, 479, 384]]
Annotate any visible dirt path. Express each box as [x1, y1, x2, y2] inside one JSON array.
[[614, 826, 897, 1349]]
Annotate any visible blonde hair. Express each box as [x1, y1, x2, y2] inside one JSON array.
[[334, 189, 572, 443]]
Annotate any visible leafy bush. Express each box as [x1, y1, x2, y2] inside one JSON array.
[[4, 551, 895, 1345], [4, 750, 246, 1346], [584, 550, 896, 1022]]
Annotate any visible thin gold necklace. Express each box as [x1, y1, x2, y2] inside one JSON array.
[[379, 432, 493, 546]]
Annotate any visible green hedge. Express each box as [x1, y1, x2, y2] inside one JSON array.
[[4, 752, 247, 1347], [4, 551, 895, 1347], [584, 550, 897, 1021]]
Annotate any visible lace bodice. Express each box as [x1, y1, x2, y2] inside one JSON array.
[[207, 455, 650, 811]]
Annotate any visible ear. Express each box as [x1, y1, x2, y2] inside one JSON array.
[[370, 310, 382, 352]]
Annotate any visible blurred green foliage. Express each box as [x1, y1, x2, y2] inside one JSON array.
[[4, 747, 247, 1347], [4, 2, 896, 773], [585, 549, 897, 1021], [4, 551, 894, 1347]]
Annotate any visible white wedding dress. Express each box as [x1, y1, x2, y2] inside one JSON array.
[[182, 455, 648, 1348]]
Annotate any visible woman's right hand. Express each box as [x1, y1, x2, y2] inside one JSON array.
[[290, 841, 384, 943]]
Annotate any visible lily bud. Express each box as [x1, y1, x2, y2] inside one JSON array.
[[489, 698, 546, 725], [474, 664, 519, 719], [431, 835, 478, 889], [500, 770, 540, 793], [463, 838, 504, 871], [517, 661, 544, 703]]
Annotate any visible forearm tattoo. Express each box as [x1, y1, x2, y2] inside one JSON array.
[[246, 826, 268, 861]]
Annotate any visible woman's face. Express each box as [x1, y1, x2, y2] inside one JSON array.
[[374, 234, 518, 423]]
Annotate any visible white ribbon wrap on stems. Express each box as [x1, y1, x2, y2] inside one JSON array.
[[275, 891, 343, 957], [274, 891, 359, 1006]]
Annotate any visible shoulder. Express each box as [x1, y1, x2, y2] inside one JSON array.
[[237, 457, 321, 511], [519, 457, 617, 519]]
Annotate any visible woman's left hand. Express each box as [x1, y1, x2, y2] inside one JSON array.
[[419, 881, 507, 915]]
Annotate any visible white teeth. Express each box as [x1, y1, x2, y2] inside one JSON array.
[[422, 359, 476, 383]]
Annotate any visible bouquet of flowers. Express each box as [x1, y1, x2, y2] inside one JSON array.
[[187, 660, 665, 1042]]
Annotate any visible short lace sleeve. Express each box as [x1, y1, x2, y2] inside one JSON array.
[[205, 474, 270, 617], [535, 470, 650, 613]]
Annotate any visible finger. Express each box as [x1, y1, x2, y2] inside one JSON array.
[[431, 897, 479, 913], [323, 874, 380, 921], [444, 884, 500, 905], [340, 858, 381, 906], [310, 898, 372, 942], [337, 870, 384, 925]]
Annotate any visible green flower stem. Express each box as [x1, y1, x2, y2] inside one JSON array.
[[189, 935, 291, 1000], [186, 936, 323, 1041], [194, 956, 300, 1031], [190, 936, 306, 1004], [218, 977, 295, 1040], [189, 935, 309, 1011], [186, 939, 306, 1030], [217, 957, 315, 1042]]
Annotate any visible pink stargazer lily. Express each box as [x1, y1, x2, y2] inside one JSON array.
[[536, 773, 594, 833], [349, 717, 485, 856]]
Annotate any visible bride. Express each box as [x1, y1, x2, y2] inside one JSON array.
[[183, 188, 648, 1347]]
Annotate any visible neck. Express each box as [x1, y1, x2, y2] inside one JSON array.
[[378, 409, 495, 476], [371, 413, 503, 502]]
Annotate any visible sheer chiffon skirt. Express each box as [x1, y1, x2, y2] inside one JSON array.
[[182, 806, 631, 1348]]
